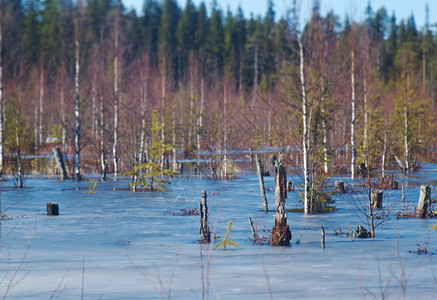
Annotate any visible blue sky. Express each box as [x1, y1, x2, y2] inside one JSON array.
[[123, 0, 436, 29]]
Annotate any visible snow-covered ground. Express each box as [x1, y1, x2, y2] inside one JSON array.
[[1, 166, 436, 299]]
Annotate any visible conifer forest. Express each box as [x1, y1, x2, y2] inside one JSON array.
[[0, 0, 436, 182]]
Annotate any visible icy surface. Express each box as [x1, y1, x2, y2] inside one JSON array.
[[0, 165, 436, 299]]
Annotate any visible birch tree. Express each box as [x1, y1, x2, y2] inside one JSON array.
[[0, 3, 3, 174], [74, 17, 81, 179], [113, 6, 120, 177]]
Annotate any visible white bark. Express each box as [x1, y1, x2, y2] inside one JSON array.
[[0, 8, 3, 173], [322, 107, 328, 174], [100, 95, 107, 180], [60, 90, 66, 148], [404, 104, 409, 171], [139, 66, 147, 164], [38, 68, 44, 147], [298, 34, 310, 214], [350, 49, 356, 180], [382, 131, 387, 178], [223, 85, 228, 179], [74, 19, 81, 179], [113, 18, 119, 177], [363, 77, 368, 162]]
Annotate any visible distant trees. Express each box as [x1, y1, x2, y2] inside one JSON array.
[[0, 0, 434, 186]]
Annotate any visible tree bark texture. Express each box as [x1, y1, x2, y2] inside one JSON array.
[[271, 160, 291, 246], [52, 147, 68, 180], [417, 185, 431, 218], [199, 190, 210, 243], [298, 33, 310, 214], [256, 158, 268, 212], [74, 18, 81, 179]]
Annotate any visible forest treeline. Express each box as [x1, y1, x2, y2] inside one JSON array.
[[0, 0, 436, 180]]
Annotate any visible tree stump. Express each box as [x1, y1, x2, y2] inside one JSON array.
[[52, 147, 68, 180], [271, 160, 291, 246], [287, 180, 293, 192], [417, 185, 431, 218], [371, 190, 383, 210], [256, 158, 268, 212], [199, 190, 210, 243], [46, 202, 59, 216], [334, 181, 345, 194], [321, 225, 325, 248]]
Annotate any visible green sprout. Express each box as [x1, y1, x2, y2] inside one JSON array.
[[85, 179, 97, 194], [215, 221, 238, 250]]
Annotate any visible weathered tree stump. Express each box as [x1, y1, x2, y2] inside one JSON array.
[[371, 190, 383, 210], [402, 185, 405, 203], [321, 225, 325, 248], [199, 190, 210, 243], [46, 202, 59, 215], [271, 160, 291, 246], [256, 158, 268, 212], [354, 225, 370, 238], [417, 185, 431, 218], [334, 181, 345, 194], [52, 147, 68, 180], [287, 180, 293, 192], [248, 217, 257, 241]]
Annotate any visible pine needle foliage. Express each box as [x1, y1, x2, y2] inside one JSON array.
[[215, 220, 238, 249], [124, 110, 178, 191]]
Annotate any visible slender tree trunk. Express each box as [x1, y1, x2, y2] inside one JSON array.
[[363, 77, 368, 165], [404, 74, 410, 172], [298, 34, 310, 214], [382, 131, 387, 178], [172, 111, 177, 172], [113, 18, 119, 177], [0, 7, 4, 174], [223, 85, 228, 179], [60, 90, 66, 148], [196, 74, 205, 175], [15, 111, 23, 188], [74, 19, 81, 179], [92, 80, 97, 139], [100, 95, 107, 180], [139, 69, 147, 164], [350, 49, 356, 180], [38, 67, 44, 148]]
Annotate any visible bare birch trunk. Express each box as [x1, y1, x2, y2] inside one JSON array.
[[363, 77, 368, 164], [196, 75, 205, 176], [139, 74, 147, 165], [0, 8, 3, 173], [15, 110, 23, 188], [298, 34, 310, 214], [160, 66, 166, 176], [38, 67, 44, 148], [100, 95, 107, 181], [74, 19, 81, 179], [350, 49, 356, 180], [404, 104, 409, 172], [60, 90, 66, 148], [382, 131, 387, 178], [92, 80, 97, 139], [172, 111, 177, 172], [113, 18, 119, 177], [223, 85, 228, 179]]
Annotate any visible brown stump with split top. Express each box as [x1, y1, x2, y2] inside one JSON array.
[[271, 160, 291, 246], [47, 202, 59, 215]]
